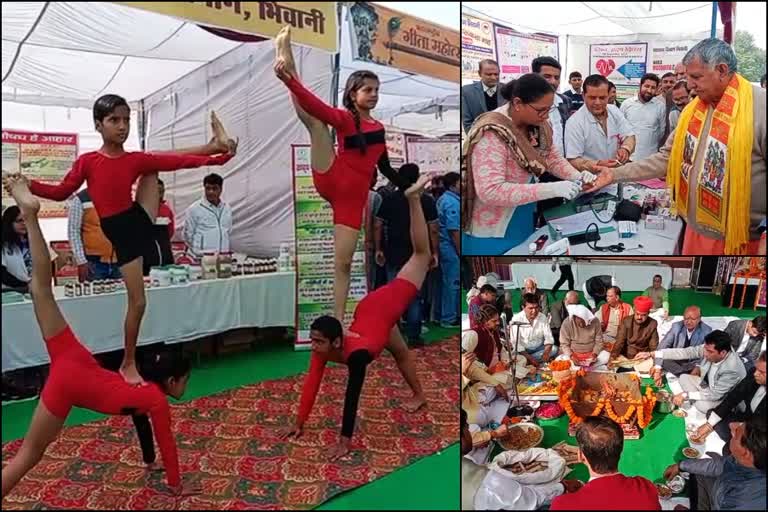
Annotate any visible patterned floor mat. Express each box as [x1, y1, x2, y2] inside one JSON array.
[[2, 338, 458, 510]]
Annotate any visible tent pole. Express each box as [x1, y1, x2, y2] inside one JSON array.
[[332, 2, 342, 109], [711, 1, 718, 38]]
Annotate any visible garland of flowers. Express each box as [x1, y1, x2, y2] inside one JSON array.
[[558, 378, 582, 424], [558, 374, 656, 428], [604, 401, 637, 424], [637, 386, 657, 428]]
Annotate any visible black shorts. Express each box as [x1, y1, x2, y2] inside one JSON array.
[[100, 203, 154, 267]]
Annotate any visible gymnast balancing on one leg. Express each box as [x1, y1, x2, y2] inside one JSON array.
[[0, 175, 198, 498], [17, 95, 236, 386], [280, 175, 432, 461], [273, 25, 412, 322]]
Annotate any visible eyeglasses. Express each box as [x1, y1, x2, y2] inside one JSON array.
[[525, 103, 552, 117]]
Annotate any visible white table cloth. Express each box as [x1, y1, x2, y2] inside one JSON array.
[[2, 272, 296, 371]]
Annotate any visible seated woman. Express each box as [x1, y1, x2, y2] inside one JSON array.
[[462, 73, 607, 255], [2, 206, 32, 293], [1, 174, 198, 498]]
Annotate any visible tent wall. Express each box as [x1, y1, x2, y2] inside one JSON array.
[[142, 42, 333, 258]]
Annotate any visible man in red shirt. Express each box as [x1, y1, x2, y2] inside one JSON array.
[[551, 416, 660, 510]]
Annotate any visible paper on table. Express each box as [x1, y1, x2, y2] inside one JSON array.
[[548, 210, 616, 237], [638, 178, 668, 189]]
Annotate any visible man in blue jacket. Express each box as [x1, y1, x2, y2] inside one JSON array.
[[658, 305, 713, 375], [663, 416, 766, 511]]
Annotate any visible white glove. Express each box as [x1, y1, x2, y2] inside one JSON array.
[[540, 181, 581, 201], [579, 171, 597, 184]]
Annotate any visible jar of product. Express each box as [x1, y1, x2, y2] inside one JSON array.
[[65, 283, 75, 298], [217, 252, 233, 279], [157, 269, 171, 287], [83, 282, 92, 296], [142, 277, 151, 289], [202, 252, 218, 280], [171, 268, 189, 285], [188, 265, 203, 281], [246, 260, 255, 274], [149, 268, 161, 287], [93, 281, 103, 294], [74, 283, 83, 297]]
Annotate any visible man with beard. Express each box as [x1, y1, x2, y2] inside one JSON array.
[[609, 296, 659, 366], [620, 73, 667, 160]]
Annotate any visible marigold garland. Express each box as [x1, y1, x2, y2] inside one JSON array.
[[557, 378, 656, 428]]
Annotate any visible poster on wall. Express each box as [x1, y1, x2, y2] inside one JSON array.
[[348, 2, 460, 83], [494, 26, 559, 83], [589, 43, 648, 86], [292, 144, 367, 350], [405, 135, 460, 176], [759, 279, 767, 308], [649, 41, 696, 76], [386, 129, 407, 168], [2, 130, 78, 218], [615, 84, 639, 104], [461, 14, 496, 83]]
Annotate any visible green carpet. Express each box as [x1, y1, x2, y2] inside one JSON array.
[[462, 287, 760, 319], [488, 376, 689, 497], [1, 323, 459, 510]]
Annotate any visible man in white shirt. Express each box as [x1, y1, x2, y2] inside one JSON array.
[[532, 56, 570, 157], [620, 73, 667, 160], [637, 330, 746, 413], [509, 293, 557, 366], [565, 74, 636, 171], [183, 173, 233, 260]]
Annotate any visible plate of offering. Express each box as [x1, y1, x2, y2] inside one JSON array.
[[656, 483, 672, 499], [682, 447, 700, 458], [497, 423, 544, 451]]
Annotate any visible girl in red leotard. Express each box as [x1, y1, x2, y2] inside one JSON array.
[[274, 26, 410, 322], [0, 175, 199, 498], [18, 95, 236, 386], [280, 176, 431, 461]]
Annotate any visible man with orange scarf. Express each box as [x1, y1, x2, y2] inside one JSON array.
[[591, 38, 766, 255], [599, 286, 633, 342]]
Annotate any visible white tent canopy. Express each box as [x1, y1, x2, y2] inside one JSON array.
[[462, 2, 718, 37], [2, 2, 459, 139]]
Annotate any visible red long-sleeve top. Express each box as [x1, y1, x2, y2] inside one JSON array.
[[284, 76, 387, 180], [41, 327, 181, 487], [29, 151, 231, 218]]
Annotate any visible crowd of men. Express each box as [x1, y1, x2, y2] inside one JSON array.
[[461, 272, 767, 510], [370, 167, 461, 345], [462, 57, 698, 171], [461, 39, 767, 255]]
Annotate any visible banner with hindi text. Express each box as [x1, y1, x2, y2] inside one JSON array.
[[1, 130, 78, 218], [493, 26, 559, 83], [348, 2, 459, 83], [461, 14, 496, 83], [589, 43, 648, 86], [118, 2, 337, 52], [292, 144, 367, 350]]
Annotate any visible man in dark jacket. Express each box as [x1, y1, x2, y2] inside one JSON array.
[[691, 351, 766, 451], [461, 59, 507, 133], [550, 290, 580, 346], [725, 316, 766, 370]]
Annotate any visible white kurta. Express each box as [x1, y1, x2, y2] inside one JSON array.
[[620, 95, 666, 160]]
